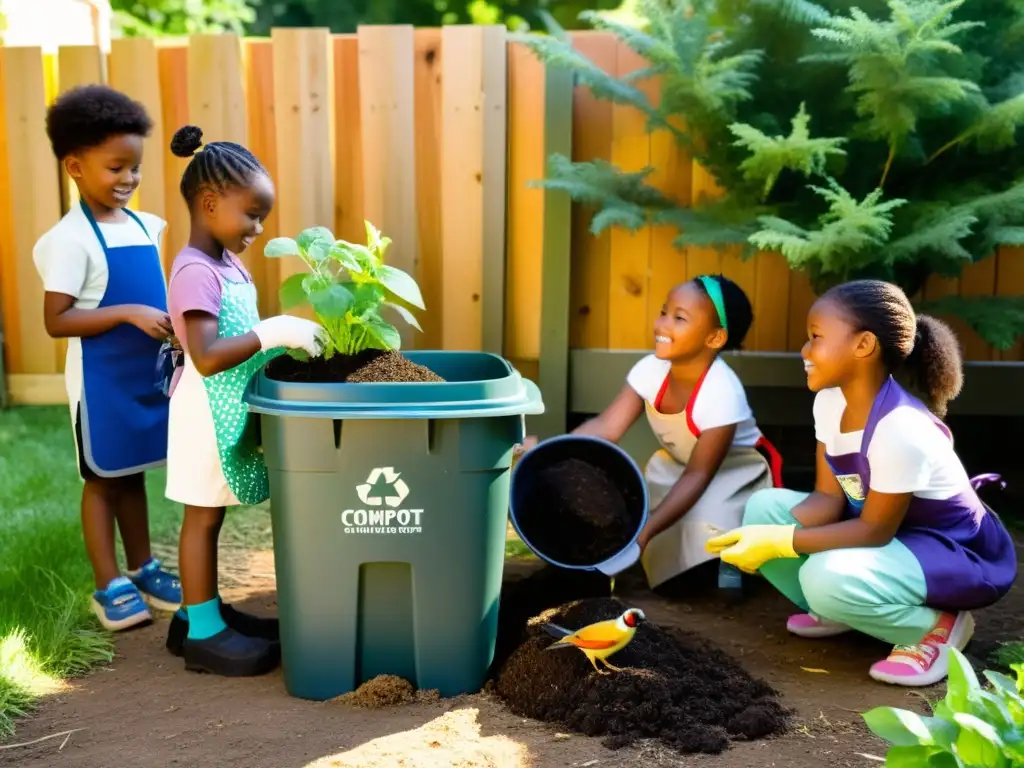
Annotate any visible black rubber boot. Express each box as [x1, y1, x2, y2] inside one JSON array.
[[166, 603, 280, 657], [182, 627, 280, 677]]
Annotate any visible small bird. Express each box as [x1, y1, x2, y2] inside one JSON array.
[[541, 608, 646, 674]]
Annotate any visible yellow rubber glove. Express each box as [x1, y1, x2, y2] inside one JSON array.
[[705, 525, 798, 574]]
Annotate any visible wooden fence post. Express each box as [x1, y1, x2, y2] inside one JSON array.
[[535, 64, 574, 438], [440, 25, 507, 354], [357, 25, 418, 349], [272, 28, 335, 309], [108, 37, 166, 254], [333, 34, 364, 246], [157, 44, 190, 275], [188, 34, 246, 146], [245, 38, 279, 317], [0, 46, 64, 403], [57, 45, 105, 215]]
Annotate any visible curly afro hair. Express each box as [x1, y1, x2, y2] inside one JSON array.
[[46, 84, 153, 160]]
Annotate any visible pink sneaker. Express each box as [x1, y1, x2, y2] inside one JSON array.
[[869, 612, 975, 687], [786, 613, 852, 638]]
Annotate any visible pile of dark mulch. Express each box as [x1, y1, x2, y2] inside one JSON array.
[[266, 349, 444, 383], [493, 565, 612, 673], [493, 597, 790, 754], [515, 457, 641, 565]]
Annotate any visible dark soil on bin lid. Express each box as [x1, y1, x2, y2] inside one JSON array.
[[493, 596, 790, 754], [516, 457, 642, 566], [265, 349, 444, 383]]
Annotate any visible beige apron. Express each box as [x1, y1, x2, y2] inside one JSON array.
[[640, 400, 775, 588]]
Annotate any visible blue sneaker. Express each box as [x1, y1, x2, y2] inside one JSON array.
[[91, 577, 152, 631], [129, 558, 182, 612]]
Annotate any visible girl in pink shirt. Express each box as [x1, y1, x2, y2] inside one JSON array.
[[162, 125, 324, 677]]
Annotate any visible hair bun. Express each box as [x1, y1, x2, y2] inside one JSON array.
[[170, 125, 203, 158]]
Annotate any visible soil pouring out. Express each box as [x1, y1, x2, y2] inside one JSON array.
[[516, 457, 642, 565], [266, 349, 444, 384], [494, 596, 789, 754]]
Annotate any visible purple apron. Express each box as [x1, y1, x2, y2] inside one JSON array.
[[826, 377, 1016, 612]]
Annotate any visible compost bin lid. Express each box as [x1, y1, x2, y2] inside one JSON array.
[[244, 350, 545, 420]]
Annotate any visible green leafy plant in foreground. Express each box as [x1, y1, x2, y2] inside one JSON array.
[[863, 648, 1024, 766], [264, 221, 425, 358]]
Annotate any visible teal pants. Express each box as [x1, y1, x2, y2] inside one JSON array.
[[745, 488, 940, 646]]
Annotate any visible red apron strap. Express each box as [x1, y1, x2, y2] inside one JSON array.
[[653, 374, 671, 412], [755, 435, 784, 488]]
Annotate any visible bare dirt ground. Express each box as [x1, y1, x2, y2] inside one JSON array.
[[4, 541, 1022, 768]]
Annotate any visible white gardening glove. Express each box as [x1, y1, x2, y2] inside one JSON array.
[[253, 315, 326, 357]]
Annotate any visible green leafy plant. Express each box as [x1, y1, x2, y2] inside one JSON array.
[[512, 0, 1024, 349], [264, 221, 424, 359], [863, 648, 1024, 766]]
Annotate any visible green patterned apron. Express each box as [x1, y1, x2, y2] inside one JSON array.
[[203, 279, 284, 505]]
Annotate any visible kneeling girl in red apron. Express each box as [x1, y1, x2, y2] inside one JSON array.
[[519, 275, 782, 594]]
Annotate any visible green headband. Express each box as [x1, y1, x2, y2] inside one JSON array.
[[696, 275, 728, 332]]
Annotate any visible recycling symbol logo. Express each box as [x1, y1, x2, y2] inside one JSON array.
[[356, 467, 410, 507]]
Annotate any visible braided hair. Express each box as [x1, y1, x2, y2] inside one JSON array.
[[692, 274, 754, 351], [170, 125, 267, 206], [823, 280, 963, 417]]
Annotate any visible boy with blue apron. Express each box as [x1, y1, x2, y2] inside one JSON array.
[[35, 84, 181, 633]]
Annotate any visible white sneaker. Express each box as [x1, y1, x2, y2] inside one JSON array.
[[869, 611, 974, 687], [786, 612, 852, 638]]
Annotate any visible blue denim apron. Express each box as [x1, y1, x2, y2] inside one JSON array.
[[78, 201, 170, 476]]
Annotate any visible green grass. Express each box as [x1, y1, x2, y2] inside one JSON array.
[[0, 405, 537, 739], [992, 641, 1024, 669], [0, 406, 273, 740]]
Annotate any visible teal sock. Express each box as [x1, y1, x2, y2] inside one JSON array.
[[186, 597, 226, 640]]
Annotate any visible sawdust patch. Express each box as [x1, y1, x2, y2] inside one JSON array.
[[332, 675, 441, 709], [305, 707, 530, 767]]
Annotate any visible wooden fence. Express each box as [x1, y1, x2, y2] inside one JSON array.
[[0, 28, 1020, 407]]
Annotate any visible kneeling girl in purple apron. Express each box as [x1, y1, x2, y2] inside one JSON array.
[[709, 279, 1016, 687], [33, 85, 182, 632]]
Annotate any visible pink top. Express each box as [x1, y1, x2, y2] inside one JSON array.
[[167, 246, 251, 393]]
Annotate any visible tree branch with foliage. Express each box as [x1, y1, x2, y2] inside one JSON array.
[[112, 0, 256, 35], [511, 0, 1024, 349]]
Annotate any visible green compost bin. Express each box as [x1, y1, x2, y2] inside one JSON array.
[[244, 351, 544, 700]]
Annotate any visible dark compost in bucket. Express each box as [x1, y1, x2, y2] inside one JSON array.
[[516, 451, 644, 566], [494, 596, 790, 754], [265, 349, 445, 384]]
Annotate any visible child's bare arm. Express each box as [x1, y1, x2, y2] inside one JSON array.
[[516, 385, 644, 455], [183, 310, 260, 378], [789, 443, 912, 551], [43, 292, 171, 340], [638, 424, 735, 548], [572, 385, 644, 443], [794, 491, 911, 552], [789, 442, 847, 528]]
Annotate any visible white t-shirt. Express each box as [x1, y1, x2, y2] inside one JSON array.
[[627, 355, 763, 447], [33, 207, 166, 421], [813, 387, 970, 500], [34, 211, 166, 309]]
